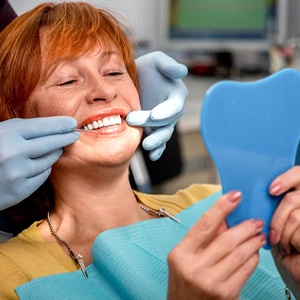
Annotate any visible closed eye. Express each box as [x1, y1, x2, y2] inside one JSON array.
[[107, 71, 124, 76], [58, 80, 76, 86]]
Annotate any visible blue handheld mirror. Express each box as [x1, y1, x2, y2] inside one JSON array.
[[201, 68, 300, 249]]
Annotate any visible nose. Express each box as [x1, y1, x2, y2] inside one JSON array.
[[85, 76, 117, 104]]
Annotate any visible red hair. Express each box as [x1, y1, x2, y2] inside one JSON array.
[[0, 2, 138, 233], [0, 1, 138, 120]]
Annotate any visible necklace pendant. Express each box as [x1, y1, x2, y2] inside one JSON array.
[[74, 254, 88, 279], [159, 208, 180, 223], [139, 205, 180, 223]]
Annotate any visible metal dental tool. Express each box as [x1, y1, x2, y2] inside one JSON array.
[[72, 129, 88, 132]]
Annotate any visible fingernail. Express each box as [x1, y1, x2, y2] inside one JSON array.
[[258, 233, 267, 243], [269, 182, 282, 196], [251, 219, 264, 231], [269, 229, 278, 245], [227, 191, 242, 203]]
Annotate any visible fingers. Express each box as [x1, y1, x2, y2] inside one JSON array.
[[205, 219, 265, 266], [281, 215, 300, 254], [220, 251, 261, 298], [126, 109, 178, 127], [275, 203, 300, 254], [0, 117, 78, 160], [27, 149, 63, 177], [167, 191, 265, 299], [269, 166, 300, 196], [195, 220, 265, 294], [270, 189, 300, 244], [150, 95, 186, 121], [126, 110, 152, 126], [6, 167, 52, 208], [269, 167, 300, 248], [142, 125, 174, 150], [25, 131, 79, 159], [181, 191, 242, 252], [203, 235, 263, 298], [148, 144, 166, 162], [2, 148, 62, 187], [151, 51, 188, 79], [10, 116, 77, 139], [127, 85, 187, 125]]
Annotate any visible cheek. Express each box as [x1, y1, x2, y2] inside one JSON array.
[[25, 101, 60, 118], [125, 84, 141, 111], [25, 92, 79, 118], [24, 95, 40, 118]]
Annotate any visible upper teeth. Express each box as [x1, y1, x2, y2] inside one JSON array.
[[82, 115, 122, 131]]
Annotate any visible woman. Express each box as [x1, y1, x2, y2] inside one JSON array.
[[0, 2, 299, 299], [0, 0, 189, 217]]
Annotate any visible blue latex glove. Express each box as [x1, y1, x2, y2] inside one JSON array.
[[0, 117, 79, 210], [126, 51, 188, 161]]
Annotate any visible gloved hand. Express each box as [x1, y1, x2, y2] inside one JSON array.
[[126, 51, 188, 161], [0, 117, 79, 210]]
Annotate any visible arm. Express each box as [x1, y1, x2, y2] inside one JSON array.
[[127, 51, 188, 161], [167, 191, 266, 299], [269, 166, 300, 299]]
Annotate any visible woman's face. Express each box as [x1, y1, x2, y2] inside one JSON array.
[[25, 42, 142, 168]]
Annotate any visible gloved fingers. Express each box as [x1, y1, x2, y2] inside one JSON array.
[[5, 116, 77, 139], [127, 109, 179, 127], [7, 167, 52, 208], [148, 144, 166, 161], [150, 95, 186, 121], [142, 125, 174, 151], [153, 52, 188, 79], [28, 149, 63, 178], [126, 110, 151, 126], [17, 168, 53, 201], [3, 149, 62, 183], [0, 150, 62, 209], [26, 131, 79, 159]]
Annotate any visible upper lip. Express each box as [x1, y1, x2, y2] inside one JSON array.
[[79, 108, 127, 129]]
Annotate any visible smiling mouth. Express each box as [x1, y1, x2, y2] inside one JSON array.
[[81, 115, 122, 131]]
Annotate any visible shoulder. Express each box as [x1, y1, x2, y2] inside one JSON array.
[[0, 222, 42, 299], [0, 221, 44, 258], [134, 184, 221, 215], [0, 221, 76, 297], [0, 251, 28, 299]]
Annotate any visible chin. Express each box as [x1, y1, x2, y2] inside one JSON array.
[[60, 132, 141, 167]]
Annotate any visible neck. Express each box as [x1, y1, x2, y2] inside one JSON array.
[[52, 163, 145, 230], [39, 163, 150, 264]]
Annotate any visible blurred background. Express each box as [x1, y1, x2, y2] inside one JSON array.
[[8, 0, 300, 194]]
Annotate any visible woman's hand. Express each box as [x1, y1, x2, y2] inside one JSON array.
[[167, 191, 266, 300], [269, 166, 300, 298]]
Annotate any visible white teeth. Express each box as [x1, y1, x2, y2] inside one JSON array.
[[92, 121, 98, 129], [98, 120, 103, 127], [102, 117, 110, 127], [82, 115, 122, 131]]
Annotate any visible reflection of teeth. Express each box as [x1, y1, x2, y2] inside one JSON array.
[[82, 115, 122, 131]]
